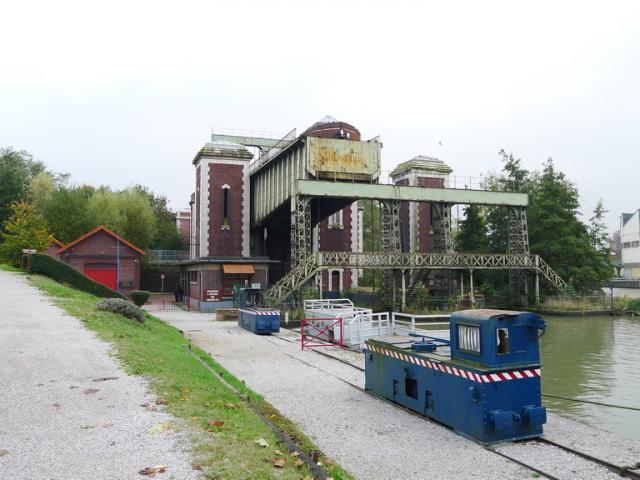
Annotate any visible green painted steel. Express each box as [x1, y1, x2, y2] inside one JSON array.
[[295, 179, 528, 207], [211, 133, 281, 151]]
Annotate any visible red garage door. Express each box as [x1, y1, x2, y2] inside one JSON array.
[[84, 264, 117, 290]]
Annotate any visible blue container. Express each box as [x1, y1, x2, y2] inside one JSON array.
[[238, 308, 280, 335], [365, 309, 546, 444]]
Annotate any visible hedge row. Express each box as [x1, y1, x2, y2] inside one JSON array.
[[27, 253, 125, 299]]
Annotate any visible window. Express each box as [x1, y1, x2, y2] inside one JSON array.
[[222, 184, 230, 230], [189, 271, 198, 283], [458, 324, 480, 354], [328, 210, 343, 229], [496, 328, 509, 354]]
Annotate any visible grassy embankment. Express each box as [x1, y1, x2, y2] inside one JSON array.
[[0, 263, 22, 272], [26, 272, 352, 480]]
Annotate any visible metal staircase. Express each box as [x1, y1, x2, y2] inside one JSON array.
[[406, 269, 431, 298], [264, 254, 323, 304], [535, 256, 568, 292]]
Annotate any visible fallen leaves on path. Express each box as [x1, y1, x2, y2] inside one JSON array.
[[80, 425, 95, 430], [272, 457, 286, 468], [255, 438, 269, 448], [92, 376, 118, 382], [0, 449, 8, 457], [274, 449, 283, 456], [155, 397, 166, 405], [83, 388, 99, 395], [294, 458, 304, 467], [103, 422, 113, 428], [148, 422, 172, 434], [206, 420, 224, 428], [138, 465, 167, 477]]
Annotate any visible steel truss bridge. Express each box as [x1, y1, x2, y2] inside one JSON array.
[[265, 251, 567, 305]]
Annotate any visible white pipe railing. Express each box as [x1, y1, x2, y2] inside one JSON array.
[[391, 312, 450, 336]]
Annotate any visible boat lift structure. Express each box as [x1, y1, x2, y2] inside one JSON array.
[[212, 123, 567, 308]]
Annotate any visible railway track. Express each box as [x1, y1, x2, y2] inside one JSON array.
[[268, 331, 640, 479]]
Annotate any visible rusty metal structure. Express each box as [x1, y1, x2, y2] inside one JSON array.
[[210, 117, 566, 306]]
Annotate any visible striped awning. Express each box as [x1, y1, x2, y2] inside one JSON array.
[[222, 264, 255, 274]]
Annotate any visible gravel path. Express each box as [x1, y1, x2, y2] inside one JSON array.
[[0, 271, 199, 480], [156, 310, 534, 480]]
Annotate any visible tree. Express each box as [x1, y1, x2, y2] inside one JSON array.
[[87, 188, 123, 231], [133, 186, 185, 250], [0, 148, 45, 226], [44, 185, 96, 243], [527, 159, 611, 293], [484, 150, 531, 253], [0, 202, 52, 266], [586, 199, 614, 286], [116, 188, 156, 249], [457, 205, 489, 252]]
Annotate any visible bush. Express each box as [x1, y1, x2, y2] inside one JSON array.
[[627, 298, 640, 311], [27, 253, 125, 299], [130, 290, 150, 306], [96, 298, 146, 323]]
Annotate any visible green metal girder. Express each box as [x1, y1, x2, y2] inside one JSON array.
[[211, 133, 281, 151], [295, 179, 528, 207]]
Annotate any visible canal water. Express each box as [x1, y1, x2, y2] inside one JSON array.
[[540, 314, 640, 441]]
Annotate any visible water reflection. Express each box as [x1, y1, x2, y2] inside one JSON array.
[[540, 315, 640, 440]]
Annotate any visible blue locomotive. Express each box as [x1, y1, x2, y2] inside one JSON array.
[[365, 309, 547, 444], [235, 287, 280, 335]]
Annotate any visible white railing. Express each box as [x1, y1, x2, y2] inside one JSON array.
[[303, 298, 390, 347], [302, 300, 452, 348], [346, 311, 391, 348], [391, 312, 450, 337]]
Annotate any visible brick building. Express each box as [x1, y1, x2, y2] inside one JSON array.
[[44, 238, 64, 258], [181, 117, 366, 310], [175, 209, 191, 247], [181, 141, 274, 311], [57, 225, 144, 293]]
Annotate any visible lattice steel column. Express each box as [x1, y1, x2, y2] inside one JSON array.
[[508, 206, 530, 306], [431, 203, 454, 295], [380, 199, 401, 307], [432, 203, 454, 253], [290, 195, 312, 268]]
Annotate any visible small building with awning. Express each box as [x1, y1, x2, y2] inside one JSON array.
[[180, 257, 277, 311]]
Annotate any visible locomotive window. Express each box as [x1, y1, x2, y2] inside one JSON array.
[[458, 324, 480, 354], [497, 328, 509, 354]]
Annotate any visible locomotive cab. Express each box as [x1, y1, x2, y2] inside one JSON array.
[[450, 309, 546, 368]]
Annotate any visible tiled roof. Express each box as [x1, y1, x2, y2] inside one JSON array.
[[57, 225, 145, 255]]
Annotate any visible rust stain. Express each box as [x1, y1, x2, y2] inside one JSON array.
[[309, 137, 378, 175]]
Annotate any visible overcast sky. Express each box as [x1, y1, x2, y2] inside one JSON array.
[[1, 1, 638, 232]]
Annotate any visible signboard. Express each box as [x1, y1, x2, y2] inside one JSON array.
[[251, 283, 261, 289], [205, 289, 220, 302]]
